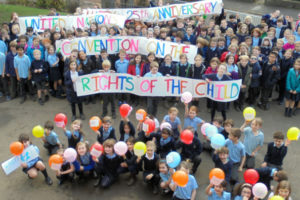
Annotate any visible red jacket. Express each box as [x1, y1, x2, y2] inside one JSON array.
[[205, 66, 218, 74], [220, 52, 238, 63], [127, 62, 145, 76]]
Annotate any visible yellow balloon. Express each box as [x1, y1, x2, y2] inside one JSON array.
[[32, 125, 44, 138], [287, 127, 299, 141], [269, 195, 284, 200], [133, 142, 146, 157], [243, 107, 256, 121]]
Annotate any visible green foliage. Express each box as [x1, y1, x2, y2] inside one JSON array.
[[35, 0, 65, 11]]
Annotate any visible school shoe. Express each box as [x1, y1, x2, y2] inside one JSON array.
[[80, 113, 85, 120], [288, 109, 292, 117], [45, 177, 53, 185], [152, 185, 159, 195], [72, 115, 76, 122], [38, 98, 44, 105], [284, 108, 288, 117]]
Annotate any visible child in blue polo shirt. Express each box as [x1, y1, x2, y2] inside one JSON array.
[[184, 102, 204, 136], [206, 180, 231, 200], [115, 49, 129, 105], [62, 120, 84, 148], [240, 117, 264, 169], [14, 44, 33, 104], [225, 128, 246, 187], [162, 107, 182, 140], [170, 161, 198, 200], [96, 116, 116, 144], [42, 121, 61, 155]]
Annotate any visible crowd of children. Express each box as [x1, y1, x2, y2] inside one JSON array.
[[1, 1, 300, 199]]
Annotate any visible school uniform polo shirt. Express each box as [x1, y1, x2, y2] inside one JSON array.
[[45, 131, 60, 145], [243, 127, 264, 156], [225, 139, 246, 164], [183, 117, 203, 131], [163, 115, 181, 130], [173, 175, 198, 199], [14, 54, 31, 78], [0, 40, 7, 54], [115, 59, 129, 73], [208, 188, 231, 200], [0, 52, 5, 75]]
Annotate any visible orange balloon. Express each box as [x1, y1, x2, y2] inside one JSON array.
[[89, 116, 102, 131], [209, 168, 225, 180], [9, 141, 24, 156], [136, 109, 147, 122], [172, 170, 189, 187], [48, 154, 63, 167]]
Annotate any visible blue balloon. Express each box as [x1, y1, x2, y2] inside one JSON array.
[[166, 151, 181, 168], [211, 134, 226, 149], [205, 125, 218, 139]]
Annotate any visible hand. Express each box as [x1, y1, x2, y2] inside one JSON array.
[[110, 70, 115, 73], [17, 76, 20, 81], [99, 70, 104, 73], [34, 69, 38, 73], [251, 152, 255, 157], [170, 168, 175, 175], [56, 170, 61, 176], [6, 73, 10, 77], [39, 69, 42, 73], [293, 90, 297, 94], [95, 130, 100, 135], [290, 90, 293, 93], [238, 166, 243, 172], [72, 77, 77, 83], [80, 166, 84, 171], [250, 73, 252, 78], [146, 174, 154, 180], [272, 66, 277, 71], [120, 162, 128, 168], [92, 156, 99, 162], [241, 85, 246, 89], [166, 74, 170, 77], [21, 163, 27, 168], [205, 78, 211, 83], [261, 162, 267, 167], [28, 75, 31, 80], [285, 139, 291, 146]]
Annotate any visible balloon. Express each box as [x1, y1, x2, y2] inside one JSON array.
[[172, 170, 189, 187], [142, 118, 155, 135], [201, 123, 210, 136], [166, 151, 181, 168], [211, 134, 226, 149], [32, 125, 44, 138], [48, 154, 63, 170], [209, 168, 225, 185], [134, 142, 146, 157], [136, 109, 147, 122], [54, 113, 68, 128], [9, 141, 24, 156], [269, 196, 284, 200], [252, 182, 268, 199], [205, 125, 218, 139], [287, 127, 299, 141], [89, 116, 102, 131], [114, 141, 128, 156], [63, 148, 77, 162], [180, 129, 194, 144], [243, 107, 256, 121], [160, 122, 172, 131], [90, 143, 104, 157], [119, 104, 132, 118], [244, 169, 259, 185], [181, 91, 193, 104]]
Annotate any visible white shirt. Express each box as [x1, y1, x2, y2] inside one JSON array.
[[70, 71, 78, 92]]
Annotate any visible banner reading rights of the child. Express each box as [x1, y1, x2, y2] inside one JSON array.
[[76, 73, 241, 102], [18, 13, 127, 34], [56, 36, 198, 63], [83, 0, 223, 22]]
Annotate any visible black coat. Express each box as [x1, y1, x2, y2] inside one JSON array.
[[159, 62, 177, 76], [175, 137, 202, 159], [255, 167, 275, 189], [119, 121, 135, 142], [156, 136, 175, 158], [64, 70, 84, 103], [97, 126, 116, 144], [260, 62, 280, 88], [280, 57, 294, 79], [205, 48, 221, 66], [264, 142, 287, 166], [30, 60, 49, 82]]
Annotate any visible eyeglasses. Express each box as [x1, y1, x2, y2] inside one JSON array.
[[250, 57, 257, 60]]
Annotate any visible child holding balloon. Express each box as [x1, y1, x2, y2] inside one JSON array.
[[170, 161, 198, 200], [162, 107, 182, 140], [212, 147, 233, 183], [18, 133, 53, 185], [268, 180, 292, 200], [42, 121, 61, 155], [184, 103, 204, 137], [232, 183, 253, 200], [96, 116, 116, 144], [55, 148, 75, 185], [159, 159, 174, 194], [206, 180, 231, 200], [119, 116, 135, 142], [137, 141, 160, 194], [156, 127, 176, 158], [63, 120, 84, 149]]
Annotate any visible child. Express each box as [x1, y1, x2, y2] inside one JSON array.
[[55, 148, 75, 185], [137, 141, 160, 194], [94, 139, 123, 188], [162, 107, 182, 140], [206, 180, 231, 200], [283, 35, 295, 50], [170, 161, 198, 200], [5, 41, 18, 99], [248, 54, 262, 106], [205, 37, 220, 66], [191, 54, 206, 80], [63, 120, 83, 148], [240, 118, 264, 169], [183, 103, 203, 136], [42, 121, 61, 155], [284, 58, 300, 117], [205, 57, 220, 75], [144, 61, 163, 116], [212, 147, 233, 183], [251, 28, 262, 47], [18, 133, 53, 185], [115, 49, 129, 105], [118, 137, 138, 186], [142, 52, 156, 76], [96, 116, 116, 144], [225, 54, 238, 77], [157, 127, 175, 158], [100, 60, 116, 118], [268, 180, 292, 200], [262, 131, 290, 170], [233, 183, 253, 200], [14, 44, 33, 104], [27, 37, 44, 62], [64, 60, 85, 121], [176, 53, 192, 78], [159, 54, 176, 76], [159, 159, 174, 194], [255, 166, 288, 190], [48, 45, 63, 99], [119, 116, 135, 142], [225, 128, 246, 186], [222, 119, 234, 139], [73, 142, 95, 182], [31, 49, 49, 105], [260, 37, 273, 56]]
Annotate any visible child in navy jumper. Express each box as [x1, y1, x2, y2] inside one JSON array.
[[262, 131, 290, 170], [212, 147, 232, 183], [96, 116, 116, 144], [94, 139, 123, 188], [175, 53, 192, 78], [117, 137, 138, 186], [62, 120, 84, 149], [255, 167, 288, 190], [191, 54, 206, 80], [31, 49, 49, 105], [158, 54, 176, 76], [55, 148, 75, 185], [205, 37, 220, 66], [119, 116, 135, 142], [73, 142, 95, 181], [5, 41, 18, 99], [156, 127, 175, 159], [137, 141, 160, 194], [42, 121, 61, 155]]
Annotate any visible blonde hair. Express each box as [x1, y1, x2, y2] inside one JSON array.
[[146, 141, 156, 151], [150, 61, 159, 69], [239, 55, 249, 61], [102, 60, 111, 67], [168, 107, 179, 114]]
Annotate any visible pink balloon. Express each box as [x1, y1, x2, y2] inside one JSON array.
[[114, 141, 128, 156], [160, 122, 172, 131], [181, 91, 193, 104], [63, 148, 77, 162], [201, 123, 210, 136], [252, 182, 268, 199]]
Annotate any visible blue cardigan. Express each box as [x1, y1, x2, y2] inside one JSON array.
[[286, 68, 300, 92]]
